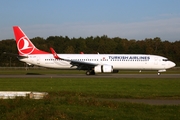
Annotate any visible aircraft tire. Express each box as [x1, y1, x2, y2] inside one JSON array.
[[86, 70, 95, 75], [158, 72, 161, 76], [86, 71, 91, 75]]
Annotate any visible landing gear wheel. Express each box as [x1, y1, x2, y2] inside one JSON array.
[[86, 71, 91, 75], [157, 72, 161, 76], [86, 70, 95, 75]]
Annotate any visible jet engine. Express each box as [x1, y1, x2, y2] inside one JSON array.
[[94, 65, 113, 73]]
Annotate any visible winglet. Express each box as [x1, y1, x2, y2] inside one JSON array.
[[50, 47, 61, 59]]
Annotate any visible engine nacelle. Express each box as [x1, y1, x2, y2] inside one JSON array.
[[94, 65, 113, 73]]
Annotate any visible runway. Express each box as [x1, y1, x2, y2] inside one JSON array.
[[0, 74, 180, 78]]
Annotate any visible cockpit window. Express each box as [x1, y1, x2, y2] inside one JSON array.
[[162, 59, 168, 61]]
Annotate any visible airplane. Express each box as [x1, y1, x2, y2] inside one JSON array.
[[13, 26, 176, 75]]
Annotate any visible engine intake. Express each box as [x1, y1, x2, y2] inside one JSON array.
[[94, 65, 113, 73]]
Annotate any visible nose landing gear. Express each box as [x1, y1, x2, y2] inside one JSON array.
[[157, 69, 166, 76]]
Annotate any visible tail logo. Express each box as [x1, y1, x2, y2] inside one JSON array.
[[17, 36, 34, 55]]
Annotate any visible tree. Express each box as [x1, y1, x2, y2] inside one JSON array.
[[64, 46, 75, 53]]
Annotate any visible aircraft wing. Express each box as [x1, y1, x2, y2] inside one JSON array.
[[50, 47, 98, 69]]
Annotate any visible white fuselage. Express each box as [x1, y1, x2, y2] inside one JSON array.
[[20, 54, 175, 71]]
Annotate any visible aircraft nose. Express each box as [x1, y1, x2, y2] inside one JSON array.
[[169, 61, 176, 68]]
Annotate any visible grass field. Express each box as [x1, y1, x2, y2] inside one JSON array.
[[0, 69, 180, 119], [0, 78, 180, 99], [0, 67, 179, 75]]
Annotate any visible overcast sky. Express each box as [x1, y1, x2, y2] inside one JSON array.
[[1, 0, 180, 41]]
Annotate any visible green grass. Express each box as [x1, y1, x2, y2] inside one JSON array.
[[0, 78, 180, 99], [0, 69, 180, 119], [1, 97, 180, 120]]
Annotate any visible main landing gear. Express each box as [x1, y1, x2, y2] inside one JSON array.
[[86, 70, 95, 75]]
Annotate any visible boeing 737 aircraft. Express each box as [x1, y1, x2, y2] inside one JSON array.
[[13, 26, 176, 75]]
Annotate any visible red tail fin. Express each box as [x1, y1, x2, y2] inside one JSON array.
[[13, 26, 49, 55]]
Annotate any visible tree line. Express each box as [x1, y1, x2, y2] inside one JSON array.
[[0, 35, 179, 67]]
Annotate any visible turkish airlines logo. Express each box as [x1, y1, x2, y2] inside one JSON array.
[[17, 36, 34, 55]]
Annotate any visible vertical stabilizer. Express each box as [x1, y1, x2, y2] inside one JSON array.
[[13, 26, 49, 55]]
